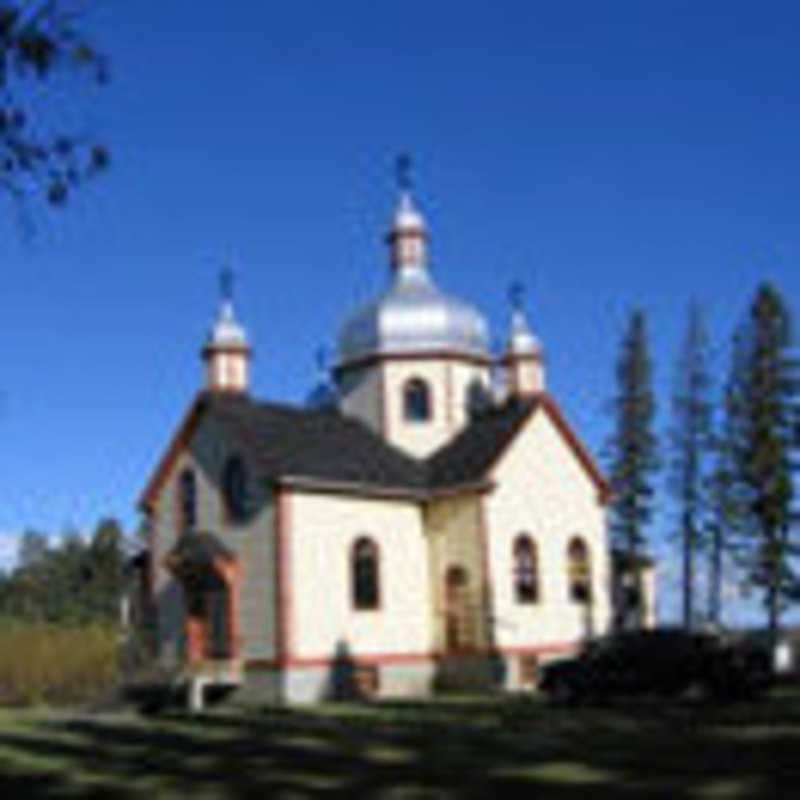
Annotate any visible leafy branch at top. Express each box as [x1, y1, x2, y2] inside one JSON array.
[[1, 1, 109, 207]]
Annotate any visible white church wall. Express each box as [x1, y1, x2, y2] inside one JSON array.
[[287, 491, 433, 661], [485, 408, 612, 656], [381, 357, 491, 458]]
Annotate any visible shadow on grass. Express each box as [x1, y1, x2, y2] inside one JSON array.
[[0, 689, 799, 798]]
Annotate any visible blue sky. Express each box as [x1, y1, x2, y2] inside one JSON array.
[[1, 1, 799, 624]]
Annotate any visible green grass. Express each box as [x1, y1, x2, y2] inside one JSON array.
[[0, 688, 799, 798]]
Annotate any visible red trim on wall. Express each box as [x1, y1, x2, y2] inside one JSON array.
[[539, 394, 610, 503], [478, 496, 494, 647], [481, 392, 610, 505], [243, 641, 577, 672], [138, 393, 208, 511], [213, 555, 243, 660], [500, 642, 577, 658], [275, 488, 292, 666], [145, 510, 155, 604]]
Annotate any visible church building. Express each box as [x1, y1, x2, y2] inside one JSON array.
[[138, 175, 652, 704]]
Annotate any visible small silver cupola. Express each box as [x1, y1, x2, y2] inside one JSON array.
[[202, 267, 252, 393], [337, 158, 490, 368], [503, 282, 545, 396]]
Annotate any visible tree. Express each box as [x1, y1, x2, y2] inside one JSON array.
[[0, 517, 127, 624], [668, 303, 713, 629], [1, 2, 109, 208], [727, 283, 799, 646], [608, 309, 659, 629], [84, 517, 125, 622]]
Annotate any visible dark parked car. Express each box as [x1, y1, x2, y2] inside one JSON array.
[[539, 628, 773, 704]]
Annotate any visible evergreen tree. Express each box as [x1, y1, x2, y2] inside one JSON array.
[[608, 309, 659, 629], [727, 284, 799, 646], [668, 303, 713, 629]]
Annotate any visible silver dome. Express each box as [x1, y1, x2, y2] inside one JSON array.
[[338, 266, 490, 365]]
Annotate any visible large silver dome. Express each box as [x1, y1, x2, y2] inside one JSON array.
[[338, 191, 490, 367], [339, 266, 489, 365], [338, 192, 489, 366]]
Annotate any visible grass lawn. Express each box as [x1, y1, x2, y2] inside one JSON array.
[[0, 688, 798, 798]]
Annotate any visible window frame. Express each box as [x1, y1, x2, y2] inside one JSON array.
[[222, 455, 248, 524], [178, 468, 196, 536], [513, 534, 539, 604], [351, 536, 380, 611], [567, 536, 591, 604], [403, 377, 432, 422]]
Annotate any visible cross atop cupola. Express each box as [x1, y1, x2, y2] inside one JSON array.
[[387, 154, 429, 276], [202, 266, 252, 394]]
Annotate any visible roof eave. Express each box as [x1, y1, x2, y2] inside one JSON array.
[[272, 475, 493, 501]]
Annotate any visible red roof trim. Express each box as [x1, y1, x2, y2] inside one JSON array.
[[137, 393, 209, 512], [538, 393, 610, 501], [486, 392, 610, 503]]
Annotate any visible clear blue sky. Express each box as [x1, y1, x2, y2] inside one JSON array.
[[1, 1, 799, 624]]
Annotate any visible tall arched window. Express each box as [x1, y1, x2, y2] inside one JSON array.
[[403, 378, 431, 422], [352, 537, 379, 610], [567, 537, 591, 603], [513, 535, 539, 603], [222, 456, 248, 523], [178, 469, 196, 535]]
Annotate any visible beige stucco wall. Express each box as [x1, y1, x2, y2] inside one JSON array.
[[150, 413, 277, 664], [287, 491, 433, 659], [380, 358, 490, 458], [484, 408, 612, 650], [425, 494, 488, 652]]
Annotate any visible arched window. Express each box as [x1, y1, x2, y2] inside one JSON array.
[[352, 537, 379, 610], [567, 537, 591, 604], [403, 378, 431, 422], [178, 469, 196, 535], [222, 456, 248, 523], [513, 535, 539, 603]]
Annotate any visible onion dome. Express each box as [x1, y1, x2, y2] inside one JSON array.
[[508, 306, 542, 357], [207, 299, 248, 349], [504, 282, 545, 396], [202, 268, 251, 394], [338, 189, 489, 367]]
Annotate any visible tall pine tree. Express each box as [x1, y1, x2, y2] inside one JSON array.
[[608, 309, 659, 629], [727, 283, 799, 646], [668, 303, 712, 630]]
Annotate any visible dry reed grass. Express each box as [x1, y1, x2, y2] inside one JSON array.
[[0, 620, 118, 706]]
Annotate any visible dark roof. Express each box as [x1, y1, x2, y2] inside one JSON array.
[[206, 393, 430, 492], [427, 397, 537, 487], [141, 390, 605, 506], [202, 392, 539, 496]]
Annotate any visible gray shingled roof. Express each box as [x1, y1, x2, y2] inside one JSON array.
[[201, 392, 538, 494]]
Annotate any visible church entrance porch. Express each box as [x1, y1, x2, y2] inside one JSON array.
[[436, 565, 495, 692], [165, 531, 242, 686]]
